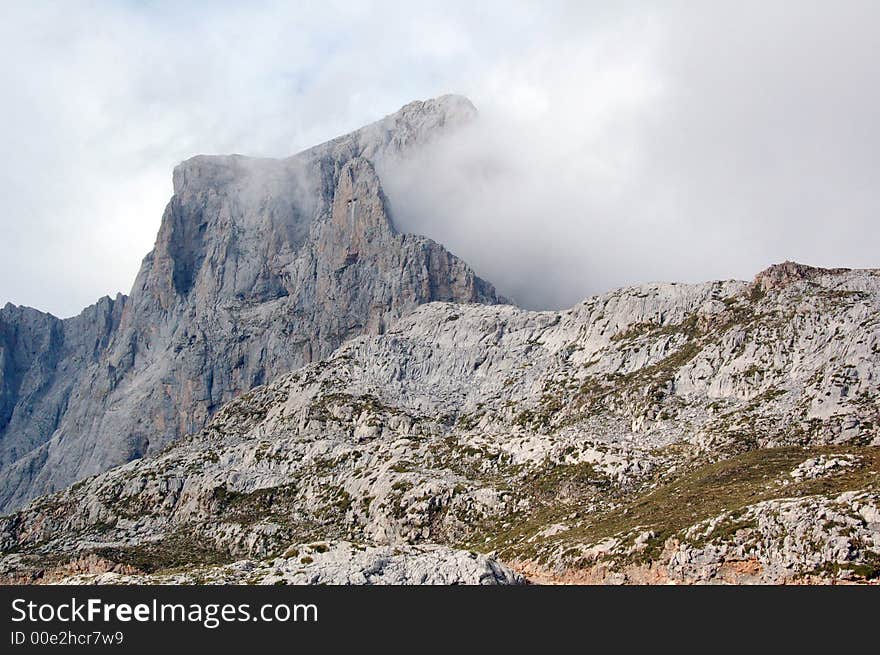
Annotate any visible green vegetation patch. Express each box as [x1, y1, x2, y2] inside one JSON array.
[[211, 483, 300, 525], [89, 531, 230, 574], [475, 445, 879, 564]]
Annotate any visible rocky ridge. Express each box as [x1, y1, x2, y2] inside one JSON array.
[[1, 262, 878, 584]]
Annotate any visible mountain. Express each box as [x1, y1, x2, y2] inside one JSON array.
[[0, 95, 502, 512], [2, 262, 878, 584]]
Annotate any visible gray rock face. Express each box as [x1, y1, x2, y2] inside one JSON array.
[[667, 491, 880, 584], [0, 297, 126, 474], [1, 263, 877, 585], [41, 542, 525, 586], [0, 95, 500, 511]]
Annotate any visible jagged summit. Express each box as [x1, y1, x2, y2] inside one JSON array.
[[0, 95, 499, 511], [396, 93, 477, 118], [152, 95, 482, 307], [298, 93, 477, 164], [171, 93, 477, 191]]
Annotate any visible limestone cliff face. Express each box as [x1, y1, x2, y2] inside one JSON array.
[[0, 297, 126, 474], [2, 265, 878, 585], [0, 95, 501, 511]]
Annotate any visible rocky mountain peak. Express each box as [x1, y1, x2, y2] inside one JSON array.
[[144, 95, 481, 311], [377, 94, 478, 145], [0, 96, 501, 512]]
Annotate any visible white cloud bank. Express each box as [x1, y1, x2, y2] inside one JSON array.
[[1, 1, 878, 315]]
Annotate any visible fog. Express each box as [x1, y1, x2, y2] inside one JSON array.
[[1, 1, 878, 315], [381, 1, 880, 308]]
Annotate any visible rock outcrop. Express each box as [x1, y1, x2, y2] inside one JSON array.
[[751, 261, 852, 291], [2, 263, 878, 584], [38, 542, 524, 586], [0, 95, 501, 512]]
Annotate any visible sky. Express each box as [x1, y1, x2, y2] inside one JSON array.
[[1, 1, 878, 316]]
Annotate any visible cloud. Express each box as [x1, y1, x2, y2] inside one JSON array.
[[1, 1, 878, 315], [382, 1, 880, 308]]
